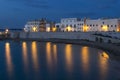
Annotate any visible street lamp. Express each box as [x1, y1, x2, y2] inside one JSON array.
[[5, 29, 9, 34]]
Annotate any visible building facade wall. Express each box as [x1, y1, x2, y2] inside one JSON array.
[[55, 18, 120, 32], [24, 19, 47, 32]]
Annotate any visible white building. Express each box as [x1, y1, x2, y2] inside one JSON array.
[[24, 19, 57, 32], [86, 18, 120, 32], [55, 18, 120, 32], [24, 19, 48, 32], [55, 18, 83, 32], [24, 20, 40, 32]]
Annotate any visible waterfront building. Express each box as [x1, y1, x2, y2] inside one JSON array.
[[24, 18, 120, 32], [24, 19, 47, 32], [24, 19, 56, 32], [55, 18, 83, 32], [85, 18, 120, 32], [24, 20, 40, 32], [55, 18, 120, 32], [39, 19, 47, 32]]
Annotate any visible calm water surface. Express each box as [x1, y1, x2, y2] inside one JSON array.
[[0, 41, 120, 80]]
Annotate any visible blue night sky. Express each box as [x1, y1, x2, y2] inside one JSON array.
[[0, 0, 120, 28]]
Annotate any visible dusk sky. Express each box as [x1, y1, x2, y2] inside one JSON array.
[[0, 0, 120, 28]]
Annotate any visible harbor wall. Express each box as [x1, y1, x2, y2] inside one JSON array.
[[10, 32, 120, 56], [11, 32, 120, 43], [19, 32, 95, 41]]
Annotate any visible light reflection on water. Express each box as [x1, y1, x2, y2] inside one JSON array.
[[5, 42, 13, 77], [31, 41, 39, 71], [2, 41, 120, 80], [81, 46, 89, 74], [99, 52, 109, 80], [52, 44, 57, 64], [46, 42, 52, 69], [46, 42, 58, 72], [65, 44, 73, 72], [22, 42, 28, 72]]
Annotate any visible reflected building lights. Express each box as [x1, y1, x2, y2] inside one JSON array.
[[46, 42, 52, 68], [5, 42, 13, 76], [31, 41, 39, 71], [99, 52, 109, 80], [65, 44, 73, 72], [22, 42, 28, 71], [53, 44, 57, 63], [81, 46, 89, 74]]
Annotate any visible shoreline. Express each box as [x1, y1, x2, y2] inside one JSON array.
[[2, 38, 120, 57]]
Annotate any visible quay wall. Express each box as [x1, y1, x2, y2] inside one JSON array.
[[10, 32, 120, 43], [19, 32, 95, 41], [10, 32, 120, 56]]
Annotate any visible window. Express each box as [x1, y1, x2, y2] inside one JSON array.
[[56, 25, 59, 28], [74, 25, 76, 28]]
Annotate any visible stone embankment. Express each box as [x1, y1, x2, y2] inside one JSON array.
[[46, 39, 120, 56], [10, 32, 120, 56]]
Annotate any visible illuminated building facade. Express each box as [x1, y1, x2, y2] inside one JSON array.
[[85, 18, 120, 32], [55, 18, 120, 32], [24, 19, 56, 32], [24, 19, 47, 32], [55, 18, 83, 32], [24, 18, 120, 32]]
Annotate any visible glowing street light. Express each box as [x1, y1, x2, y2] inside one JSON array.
[[117, 27, 120, 32], [66, 26, 72, 32], [5, 29, 9, 34], [52, 27, 57, 32], [32, 26, 38, 32], [46, 27, 51, 32]]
